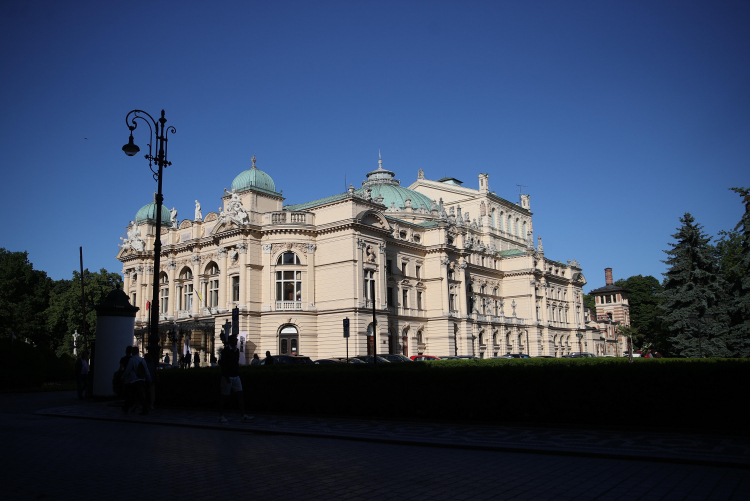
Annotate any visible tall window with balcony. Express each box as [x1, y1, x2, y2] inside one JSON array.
[[402, 289, 408, 309], [491, 208, 496, 228], [180, 269, 193, 311], [363, 270, 375, 306], [417, 291, 423, 310], [415, 265, 421, 279], [276, 252, 303, 310], [159, 273, 169, 313], [231, 276, 240, 302], [209, 278, 219, 307]]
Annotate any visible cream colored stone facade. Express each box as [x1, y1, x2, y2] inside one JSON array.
[[118, 157, 590, 364]]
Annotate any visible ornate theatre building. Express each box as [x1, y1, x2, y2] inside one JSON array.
[[118, 154, 594, 364]]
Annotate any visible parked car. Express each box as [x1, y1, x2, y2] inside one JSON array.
[[410, 355, 441, 361], [533, 356, 555, 358], [353, 355, 391, 363], [504, 353, 531, 359], [315, 357, 366, 364], [376, 354, 413, 362], [260, 355, 314, 365], [564, 352, 597, 358]]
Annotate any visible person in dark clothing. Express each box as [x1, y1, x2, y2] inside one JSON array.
[[119, 346, 133, 370], [75, 351, 89, 399], [143, 353, 157, 411], [164, 353, 170, 365], [186, 352, 192, 368], [121, 347, 151, 415], [218, 335, 252, 423], [194, 352, 200, 368], [264, 350, 274, 365]]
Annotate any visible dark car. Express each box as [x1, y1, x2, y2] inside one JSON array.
[[504, 353, 531, 359], [564, 352, 597, 358], [376, 354, 413, 362], [315, 357, 366, 364], [353, 355, 391, 363], [260, 355, 314, 365]]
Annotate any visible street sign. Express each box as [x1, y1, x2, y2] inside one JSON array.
[[343, 318, 350, 338]]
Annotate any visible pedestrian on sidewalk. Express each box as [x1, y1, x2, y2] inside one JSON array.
[[250, 353, 260, 366], [210, 353, 218, 366], [194, 352, 200, 368], [143, 352, 157, 411], [164, 353, 170, 365], [75, 351, 89, 399], [264, 351, 274, 365], [219, 334, 252, 423], [179, 353, 186, 369], [121, 346, 151, 416], [119, 346, 132, 370]]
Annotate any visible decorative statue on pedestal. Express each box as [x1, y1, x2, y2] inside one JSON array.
[[194, 200, 202, 221]]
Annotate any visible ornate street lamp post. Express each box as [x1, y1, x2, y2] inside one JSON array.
[[121, 109, 176, 370]]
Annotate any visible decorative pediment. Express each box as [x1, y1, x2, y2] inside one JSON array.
[[179, 219, 192, 229], [204, 212, 218, 222]]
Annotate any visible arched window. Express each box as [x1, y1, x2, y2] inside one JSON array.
[[514, 219, 519, 237], [159, 272, 168, 284], [499, 211, 504, 232], [277, 252, 301, 265], [507, 215, 512, 234], [479, 332, 485, 345], [522, 221, 527, 238], [491, 208, 496, 228], [205, 262, 219, 275]]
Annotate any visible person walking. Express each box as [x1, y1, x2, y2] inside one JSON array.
[[164, 353, 170, 365], [119, 346, 132, 370], [121, 346, 151, 415], [194, 352, 200, 368], [218, 335, 252, 423], [250, 353, 261, 366], [264, 350, 274, 365], [75, 351, 89, 400]]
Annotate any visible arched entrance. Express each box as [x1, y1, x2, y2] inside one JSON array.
[[279, 325, 299, 356]]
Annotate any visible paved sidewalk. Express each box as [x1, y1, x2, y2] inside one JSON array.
[[37, 401, 749, 468]]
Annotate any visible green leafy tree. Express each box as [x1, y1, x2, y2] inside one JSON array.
[[659, 214, 729, 357], [725, 187, 750, 357], [583, 293, 596, 318], [46, 268, 123, 356], [0, 249, 52, 346], [617, 324, 642, 363], [614, 275, 668, 353]]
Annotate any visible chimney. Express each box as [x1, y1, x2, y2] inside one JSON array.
[[605, 268, 613, 286]]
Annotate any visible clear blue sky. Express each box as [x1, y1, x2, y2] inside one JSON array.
[[1, 0, 747, 292]]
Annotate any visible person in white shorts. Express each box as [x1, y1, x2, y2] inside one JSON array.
[[218, 334, 253, 423]]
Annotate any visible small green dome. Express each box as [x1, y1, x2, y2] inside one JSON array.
[[355, 156, 434, 210], [135, 203, 172, 227], [231, 155, 278, 194]]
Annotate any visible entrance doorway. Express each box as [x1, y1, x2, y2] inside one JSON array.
[[279, 325, 299, 355]]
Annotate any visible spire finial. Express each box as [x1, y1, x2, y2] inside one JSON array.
[[378, 148, 383, 170], [251, 153, 257, 169]]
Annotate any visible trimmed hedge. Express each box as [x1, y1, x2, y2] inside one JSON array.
[[156, 358, 750, 431], [0, 341, 47, 389]]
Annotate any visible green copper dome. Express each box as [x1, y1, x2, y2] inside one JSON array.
[[355, 156, 434, 210], [231, 155, 278, 194], [135, 202, 172, 227]]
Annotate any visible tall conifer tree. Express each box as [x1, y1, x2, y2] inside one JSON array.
[[660, 213, 728, 357], [726, 188, 750, 357]]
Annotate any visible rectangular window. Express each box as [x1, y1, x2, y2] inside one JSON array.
[[402, 262, 408, 276], [232, 276, 239, 302], [417, 291, 423, 310], [160, 288, 168, 313], [387, 287, 393, 307], [386, 260, 393, 274], [415, 265, 421, 279], [183, 284, 193, 310], [209, 279, 219, 307], [364, 270, 375, 301], [449, 294, 456, 311], [402, 289, 408, 309], [132, 293, 137, 310]]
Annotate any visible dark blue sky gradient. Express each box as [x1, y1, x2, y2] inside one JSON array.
[[1, 0, 748, 291]]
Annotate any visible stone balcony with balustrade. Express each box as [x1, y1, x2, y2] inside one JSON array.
[[264, 211, 314, 226]]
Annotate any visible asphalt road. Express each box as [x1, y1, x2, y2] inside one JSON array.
[[1, 391, 748, 501]]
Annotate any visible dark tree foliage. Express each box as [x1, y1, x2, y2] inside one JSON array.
[[0, 249, 53, 346], [614, 275, 668, 353], [583, 293, 596, 318], [724, 187, 750, 357], [659, 214, 729, 358], [46, 268, 123, 356]]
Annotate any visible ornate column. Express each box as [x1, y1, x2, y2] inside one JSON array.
[[191, 255, 201, 315], [378, 242, 387, 308], [356, 239, 366, 307], [238, 242, 248, 309], [306, 243, 316, 310], [218, 246, 228, 312], [261, 243, 272, 311], [123, 269, 131, 297], [456, 257, 468, 355], [439, 256, 449, 315], [167, 260, 177, 317]]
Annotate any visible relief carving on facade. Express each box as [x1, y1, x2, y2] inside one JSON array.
[[120, 222, 145, 253], [365, 245, 377, 263]]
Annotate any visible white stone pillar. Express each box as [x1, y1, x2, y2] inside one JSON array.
[[306, 243, 316, 309], [218, 247, 228, 312], [238, 243, 248, 308], [93, 290, 138, 397]]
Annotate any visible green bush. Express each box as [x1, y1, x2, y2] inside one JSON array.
[[156, 358, 750, 431]]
